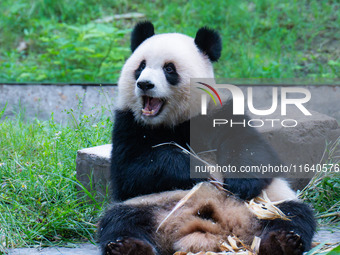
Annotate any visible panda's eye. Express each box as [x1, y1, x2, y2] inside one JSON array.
[[163, 62, 179, 85], [164, 63, 176, 74], [134, 60, 146, 80], [138, 60, 146, 71]]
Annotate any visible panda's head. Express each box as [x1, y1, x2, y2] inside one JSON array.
[[116, 21, 222, 127]]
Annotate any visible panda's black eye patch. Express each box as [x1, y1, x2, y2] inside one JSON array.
[[163, 63, 179, 86], [134, 60, 146, 80]]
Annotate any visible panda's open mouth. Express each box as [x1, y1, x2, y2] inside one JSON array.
[[141, 96, 165, 117]]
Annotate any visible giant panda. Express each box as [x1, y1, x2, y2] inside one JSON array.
[[98, 21, 315, 255]]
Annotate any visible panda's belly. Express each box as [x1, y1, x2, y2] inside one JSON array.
[[264, 178, 297, 202]]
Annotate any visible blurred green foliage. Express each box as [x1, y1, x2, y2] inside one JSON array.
[[0, 0, 339, 82]]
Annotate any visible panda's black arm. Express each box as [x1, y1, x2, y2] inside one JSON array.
[[191, 101, 281, 200], [110, 110, 200, 201], [111, 146, 200, 201], [216, 131, 278, 200]]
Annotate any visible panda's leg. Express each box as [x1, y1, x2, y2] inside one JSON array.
[[259, 200, 316, 255], [98, 204, 158, 255]]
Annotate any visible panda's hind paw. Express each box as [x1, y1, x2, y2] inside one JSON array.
[[105, 237, 156, 255], [277, 230, 304, 255], [260, 230, 304, 255]]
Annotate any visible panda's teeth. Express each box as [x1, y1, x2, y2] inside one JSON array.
[[141, 108, 154, 115]]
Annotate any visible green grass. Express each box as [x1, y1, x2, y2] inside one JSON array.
[[300, 138, 340, 227], [0, 105, 112, 251], [0, 0, 339, 82], [0, 104, 339, 250]]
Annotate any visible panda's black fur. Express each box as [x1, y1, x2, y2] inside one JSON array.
[[99, 21, 316, 255]]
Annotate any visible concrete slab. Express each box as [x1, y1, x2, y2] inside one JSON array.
[[0, 85, 87, 124], [7, 243, 99, 255], [1, 85, 340, 123], [0, 85, 116, 124], [6, 228, 340, 254], [81, 86, 117, 119], [314, 228, 340, 244]]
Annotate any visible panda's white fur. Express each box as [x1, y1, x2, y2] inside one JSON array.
[[116, 33, 214, 127], [265, 178, 297, 201]]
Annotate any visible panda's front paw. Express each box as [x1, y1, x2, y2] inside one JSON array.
[[105, 237, 156, 255], [259, 230, 304, 255]]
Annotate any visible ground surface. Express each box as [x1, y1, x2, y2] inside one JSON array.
[[7, 243, 99, 255], [6, 228, 340, 255]]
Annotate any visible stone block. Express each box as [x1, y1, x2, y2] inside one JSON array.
[[76, 144, 112, 199]]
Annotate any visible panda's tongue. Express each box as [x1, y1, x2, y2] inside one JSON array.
[[142, 96, 163, 116]]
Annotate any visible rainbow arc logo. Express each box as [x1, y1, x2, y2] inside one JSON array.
[[196, 82, 223, 106]]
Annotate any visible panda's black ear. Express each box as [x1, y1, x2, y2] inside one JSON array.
[[194, 27, 222, 62], [131, 21, 155, 52]]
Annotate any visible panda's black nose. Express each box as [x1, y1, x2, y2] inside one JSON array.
[[137, 81, 154, 91]]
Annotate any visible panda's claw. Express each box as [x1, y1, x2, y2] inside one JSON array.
[[105, 237, 156, 255], [115, 236, 125, 242]]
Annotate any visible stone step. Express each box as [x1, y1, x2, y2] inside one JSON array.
[[7, 243, 99, 255], [76, 110, 340, 197]]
